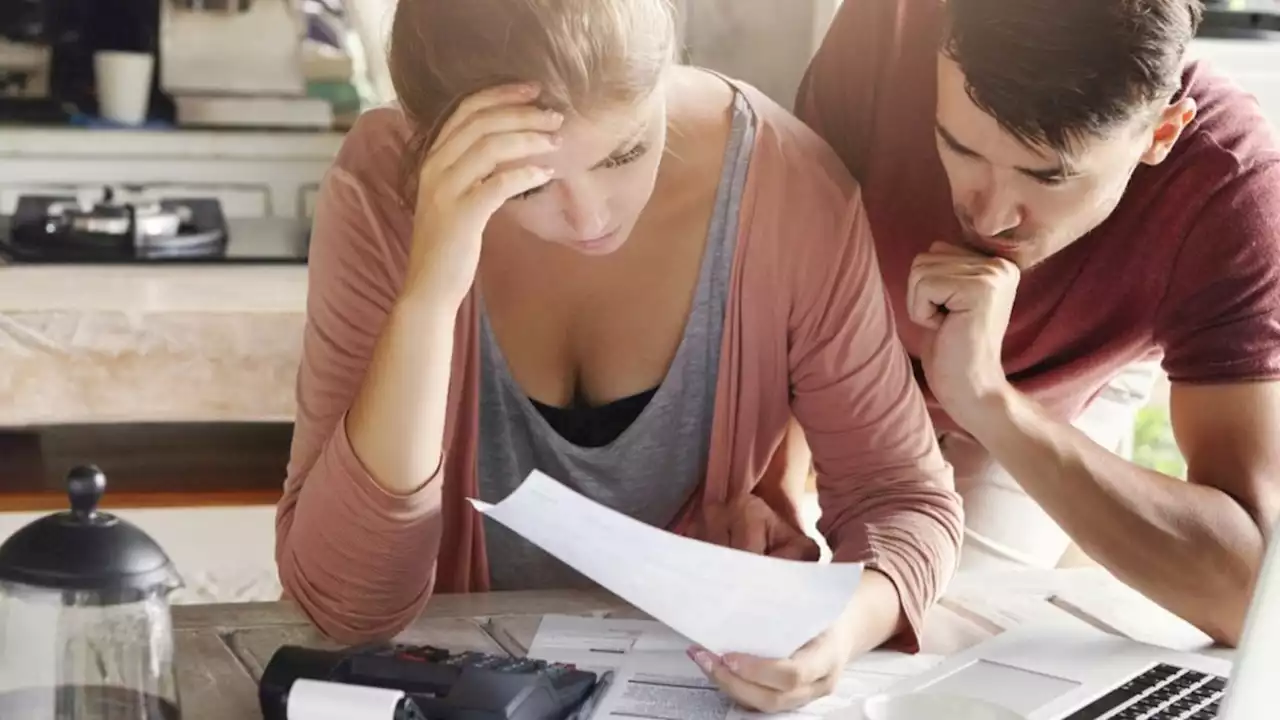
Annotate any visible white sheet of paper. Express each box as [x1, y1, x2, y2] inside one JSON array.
[[525, 615, 943, 720], [944, 566, 1219, 655], [938, 594, 1101, 637], [531, 614, 695, 655], [1049, 581, 1216, 654], [470, 470, 863, 658]]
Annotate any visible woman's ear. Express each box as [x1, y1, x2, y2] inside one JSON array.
[[1141, 97, 1198, 166]]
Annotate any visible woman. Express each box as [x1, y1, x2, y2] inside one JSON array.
[[276, 0, 962, 711]]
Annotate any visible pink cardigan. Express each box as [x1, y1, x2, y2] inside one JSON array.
[[275, 81, 963, 651]]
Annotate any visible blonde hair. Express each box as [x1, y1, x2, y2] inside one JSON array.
[[388, 0, 678, 194]]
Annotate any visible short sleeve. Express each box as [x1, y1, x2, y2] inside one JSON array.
[[794, 0, 904, 182], [1155, 161, 1280, 384]]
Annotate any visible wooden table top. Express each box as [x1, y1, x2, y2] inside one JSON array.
[[174, 589, 636, 720], [169, 569, 1210, 720]]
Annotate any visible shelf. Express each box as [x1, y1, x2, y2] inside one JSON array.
[[0, 422, 293, 511], [0, 125, 345, 161]]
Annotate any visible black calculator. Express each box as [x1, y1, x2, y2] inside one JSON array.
[[260, 642, 600, 720]]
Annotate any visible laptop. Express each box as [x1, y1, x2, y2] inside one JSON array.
[[877, 522, 1280, 719]]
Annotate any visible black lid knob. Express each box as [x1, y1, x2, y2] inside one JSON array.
[[0, 465, 183, 602], [68, 465, 106, 519]]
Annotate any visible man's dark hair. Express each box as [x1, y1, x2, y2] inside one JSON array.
[[943, 0, 1204, 154]]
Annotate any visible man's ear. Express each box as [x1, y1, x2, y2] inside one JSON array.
[[1141, 97, 1198, 166]]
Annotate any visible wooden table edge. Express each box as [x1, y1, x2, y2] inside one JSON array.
[[174, 589, 633, 632], [3, 490, 282, 512]]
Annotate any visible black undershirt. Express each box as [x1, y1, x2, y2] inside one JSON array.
[[529, 387, 659, 448]]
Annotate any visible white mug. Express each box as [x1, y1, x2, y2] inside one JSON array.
[[94, 51, 155, 125], [839, 692, 1028, 720]]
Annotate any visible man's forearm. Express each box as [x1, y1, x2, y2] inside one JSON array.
[[955, 387, 1267, 645]]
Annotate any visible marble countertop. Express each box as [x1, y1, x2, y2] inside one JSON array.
[[0, 219, 312, 426], [0, 264, 308, 314]]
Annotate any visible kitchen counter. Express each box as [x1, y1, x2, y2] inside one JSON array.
[[0, 219, 310, 427]]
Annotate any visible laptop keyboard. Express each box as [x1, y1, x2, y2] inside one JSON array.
[[1063, 663, 1227, 719]]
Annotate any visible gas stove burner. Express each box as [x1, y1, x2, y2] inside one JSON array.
[[45, 187, 189, 245], [3, 187, 230, 262]]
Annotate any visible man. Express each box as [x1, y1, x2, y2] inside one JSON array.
[[797, 0, 1280, 646]]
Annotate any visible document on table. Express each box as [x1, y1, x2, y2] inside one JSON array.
[[469, 470, 864, 658], [943, 567, 1217, 654], [1049, 580, 1216, 653], [528, 615, 943, 720]]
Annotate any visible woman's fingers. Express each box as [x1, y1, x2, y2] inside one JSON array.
[[468, 165, 556, 216], [428, 105, 564, 182], [429, 83, 540, 156], [442, 131, 561, 197]]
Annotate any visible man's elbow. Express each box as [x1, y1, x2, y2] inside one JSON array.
[[1194, 545, 1262, 649], [1207, 493, 1279, 647], [1199, 607, 1245, 649]]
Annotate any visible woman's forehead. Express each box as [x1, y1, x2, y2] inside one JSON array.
[[552, 98, 663, 164]]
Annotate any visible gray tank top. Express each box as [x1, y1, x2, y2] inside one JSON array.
[[476, 90, 756, 590]]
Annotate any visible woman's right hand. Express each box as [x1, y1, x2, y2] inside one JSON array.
[[690, 496, 821, 561], [406, 83, 564, 307]]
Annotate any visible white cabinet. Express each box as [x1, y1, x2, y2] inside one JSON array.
[[1191, 36, 1280, 128], [0, 128, 344, 219], [299, 183, 321, 220]]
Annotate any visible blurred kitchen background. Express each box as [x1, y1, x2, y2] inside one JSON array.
[[0, 0, 1275, 601], [1, 0, 1275, 245]]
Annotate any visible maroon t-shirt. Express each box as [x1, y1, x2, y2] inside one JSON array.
[[797, 0, 1280, 432]]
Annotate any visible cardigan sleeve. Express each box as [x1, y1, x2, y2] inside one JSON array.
[[787, 186, 964, 652], [275, 160, 446, 644]]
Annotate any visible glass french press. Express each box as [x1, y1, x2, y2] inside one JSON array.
[[0, 465, 185, 719]]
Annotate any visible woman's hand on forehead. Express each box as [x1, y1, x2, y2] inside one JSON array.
[[404, 83, 565, 305]]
